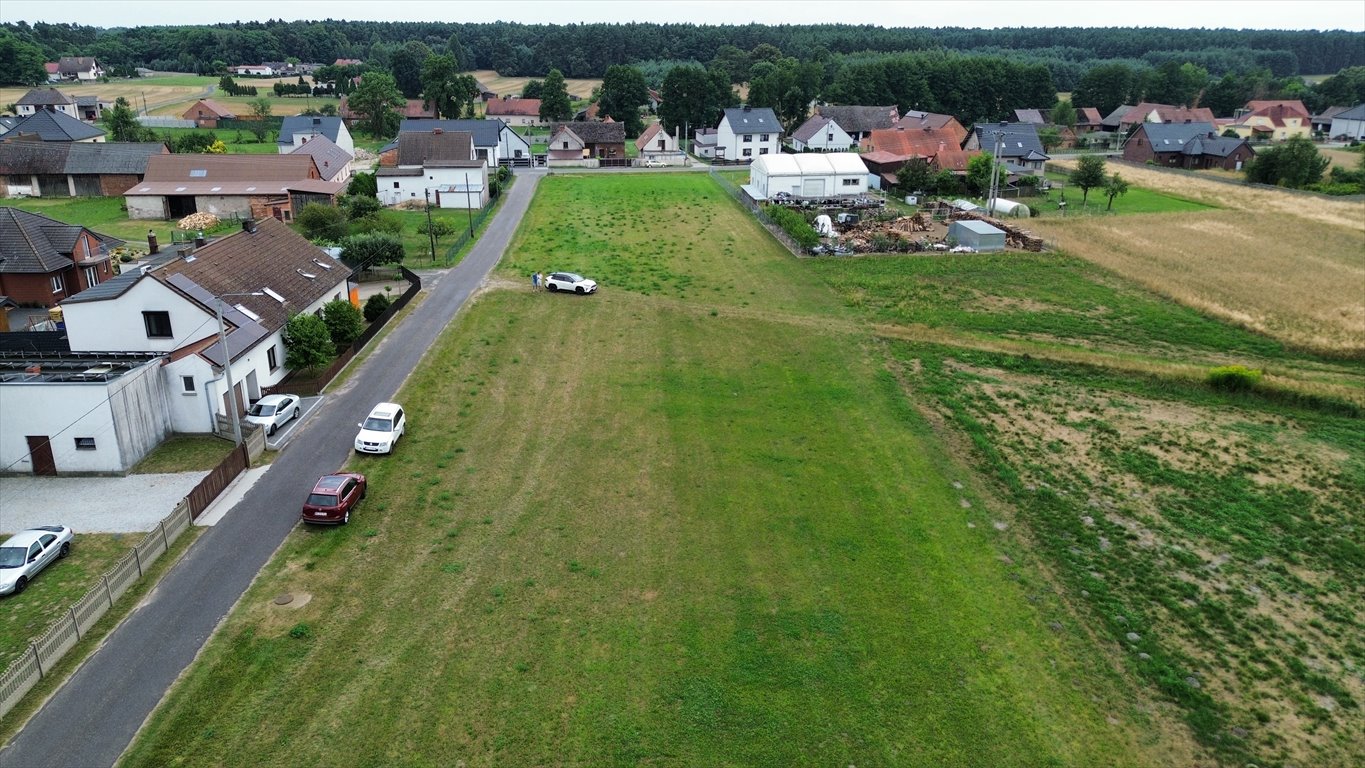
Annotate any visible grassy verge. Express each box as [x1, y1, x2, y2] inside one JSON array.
[[129, 435, 234, 474], [0, 526, 203, 744], [122, 174, 1176, 767]]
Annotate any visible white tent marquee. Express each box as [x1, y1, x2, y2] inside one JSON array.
[[748, 153, 869, 199]]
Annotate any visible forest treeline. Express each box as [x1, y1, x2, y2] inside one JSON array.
[[2, 20, 1362, 91]]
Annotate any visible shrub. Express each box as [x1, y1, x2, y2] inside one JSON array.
[[339, 231, 405, 268], [322, 299, 364, 347], [296, 203, 348, 242], [282, 313, 333, 373], [1206, 365, 1263, 392], [341, 194, 382, 220], [763, 205, 820, 249], [350, 211, 404, 235], [363, 292, 393, 322], [346, 171, 378, 198]]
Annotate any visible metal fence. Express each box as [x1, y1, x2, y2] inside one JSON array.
[[708, 169, 803, 256], [136, 116, 195, 129], [437, 174, 514, 265]]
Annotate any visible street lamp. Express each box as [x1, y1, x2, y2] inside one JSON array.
[[215, 290, 265, 446]]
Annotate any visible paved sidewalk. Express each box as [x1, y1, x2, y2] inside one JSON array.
[[0, 473, 208, 534]]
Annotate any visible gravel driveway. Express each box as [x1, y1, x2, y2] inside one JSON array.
[[0, 472, 208, 534]]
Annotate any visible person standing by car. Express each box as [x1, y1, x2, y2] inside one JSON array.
[[531, 271, 540, 290]]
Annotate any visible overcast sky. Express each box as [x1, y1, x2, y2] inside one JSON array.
[[2, 0, 1362, 31]]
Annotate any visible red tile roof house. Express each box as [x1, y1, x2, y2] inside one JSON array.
[[339, 96, 437, 125], [0, 207, 121, 307], [1117, 103, 1217, 134], [181, 99, 237, 129], [60, 217, 352, 433], [486, 97, 544, 127], [123, 154, 343, 222], [861, 125, 978, 175]]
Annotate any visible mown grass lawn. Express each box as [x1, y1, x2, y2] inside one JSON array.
[[129, 435, 234, 474], [0, 196, 174, 250], [122, 173, 1177, 767]]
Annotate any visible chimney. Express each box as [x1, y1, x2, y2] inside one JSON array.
[[433, 128, 443, 135], [147, 229, 159, 255], [195, 231, 206, 247], [242, 218, 257, 234]]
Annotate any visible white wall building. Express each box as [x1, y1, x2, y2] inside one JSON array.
[[748, 153, 870, 199], [1329, 104, 1365, 140], [716, 106, 783, 162], [377, 129, 490, 209], [278, 116, 355, 157], [789, 115, 857, 152]]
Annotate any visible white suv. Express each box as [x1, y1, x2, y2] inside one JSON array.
[[354, 402, 406, 454]]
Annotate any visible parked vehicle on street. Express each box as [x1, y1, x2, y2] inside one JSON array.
[[642, 158, 666, 167], [0, 526, 74, 596], [301, 474, 367, 525], [244, 394, 302, 436], [354, 402, 406, 454], [544, 272, 598, 294]]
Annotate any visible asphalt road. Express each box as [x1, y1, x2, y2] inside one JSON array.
[[0, 169, 546, 768]]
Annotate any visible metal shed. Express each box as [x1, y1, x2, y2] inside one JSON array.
[[947, 219, 1006, 252]]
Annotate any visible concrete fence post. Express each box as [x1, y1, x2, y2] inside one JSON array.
[[69, 606, 81, 640], [133, 547, 143, 578], [102, 574, 114, 608], [160, 520, 169, 551], [30, 644, 43, 679]]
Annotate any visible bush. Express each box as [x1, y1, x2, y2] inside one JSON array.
[[350, 211, 404, 235], [763, 205, 820, 249], [296, 203, 348, 242], [363, 292, 393, 322], [322, 299, 364, 348], [340, 231, 405, 268], [1206, 365, 1263, 393], [341, 194, 382, 220], [282, 313, 333, 373], [346, 171, 378, 198]]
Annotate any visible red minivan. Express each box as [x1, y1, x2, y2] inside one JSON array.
[[301, 473, 367, 525]]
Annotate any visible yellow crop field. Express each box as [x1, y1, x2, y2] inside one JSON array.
[[1039, 158, 1365, 356], [470, 69, 600, 99], [0, 83, 203, 113]]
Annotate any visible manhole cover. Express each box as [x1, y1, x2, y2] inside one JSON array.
[[273, 594, 294, 605]]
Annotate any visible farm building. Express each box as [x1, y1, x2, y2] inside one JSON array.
[[947, 220, 1006, 252], [747, 153, 868, 200]]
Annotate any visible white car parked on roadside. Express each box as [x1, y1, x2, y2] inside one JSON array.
[[544, 272, 598, 294], [244, 394, 302, 436], [642, 158, 666, 168], [355, 402, 406, 454]]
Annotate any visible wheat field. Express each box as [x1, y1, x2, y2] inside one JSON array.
[[1039, 159, 1365, 356]]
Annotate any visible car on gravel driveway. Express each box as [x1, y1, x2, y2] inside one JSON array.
[[1, 525, 74, 596], [244, 394, 302, 436], [544, 272, 597, 294], [301, 474, 367, 525]]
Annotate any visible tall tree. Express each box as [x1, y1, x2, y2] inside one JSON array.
[[1103, 172, 1130, 211], [102, 97, 151, 142], [1245, 136, 1329, 188], [709, 44, 751, 85], [658, 65, 713, 141], [1072, 154, 1107, 205], [1073, 62, 1150, 117], [0, 31, 46, 86], [598, 64, 648, 136], [446, 32, 467, 71], [282, 313, 333, 373], [521, 79, 544, 99], [390, 40, 432, 99], [1050, 99, 1077, 128], [538, 68, 573, 123], [348, 71, 405, 138], [421, 54, 463, 119], [1145, 60, 1209, 106]]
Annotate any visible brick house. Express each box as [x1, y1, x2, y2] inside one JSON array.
[[547, 121, 627, 161], [0, 207, 121, 307], [181, 99, 237, 129], [1122, 122, 1255, 170]]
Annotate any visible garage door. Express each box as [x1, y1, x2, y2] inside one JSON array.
[[801, 178, 824, 197]]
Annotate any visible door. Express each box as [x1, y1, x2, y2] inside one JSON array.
[[801, 179, 824, 197], [26, 436, 56, 476]]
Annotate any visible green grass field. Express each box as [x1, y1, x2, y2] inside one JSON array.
[[1036, 172, 1214, 216], [0, 197, 174, 251], [121, 174, 1181, 767]]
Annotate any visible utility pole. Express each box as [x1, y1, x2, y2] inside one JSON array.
[[215, 290, 265, 446], [424, 188, 437, 262]]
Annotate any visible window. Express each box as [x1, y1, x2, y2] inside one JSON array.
[[742, 148, 752, 157], [657, 139, 665, 150], [393, 182, 400, 189], [743, 134, 753, 143], [74, 437, 96, 451], [267, 345, 279, 371], [827, 134, 834, 142], [760, 134, 769, 142], [83, 265, 100, 288], [181, 375, 196, 393], [143, 310, 172, 338], [50, 274, 65, 294], [759, 148, 769, 155], [842, 178, 859, 187]]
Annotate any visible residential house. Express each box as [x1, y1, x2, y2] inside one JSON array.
[[1225, 102, 1312, 142], [647, 88, 663, 113], [376, 128, 488, 209], [277, 116, 355, 157], [715, 106, 782, 162], [815, 105, 900, 142], [1328, 104, 1365, 141], [899, 110, 968, 144], [0, 207, 121, 307], [1122, 122, 1255, 170], [339, 96, 437, 124], [1100, 104, 1135, 131], [963, 122, 1051, 176], [1074, 107, 1105, 136], [288, 135, 353, 183], [43, 62, 62, 83], [72, 96, 109, 121], [693, 128, 718, 159], [487, 97, 545, 127], [635, 123, 678, 156], [56, 57, 102, 81], [232, 64, 276, 76], [573, 102, 602, 122], [15, 89, 79, 118], [1115, 103, 1217, 134], [182, 99, 237, 129], [860, 125, 977, 183], [124, 154, 342, 221], [1012, 108, 1080, 148], [789, 115, 857, 152], [859, 150, 911, 188], [0, 352, 172, 474], [0, 117, 20, 139], [0, 141, 168, 198], [60, 217, 352, 434], [0, 111, 106, 143], [387, 118, 531, 166], [748, 153, 868, 200], [334, 58, 363, 67], [547, 121, 627, 162], [1310, 106, 1351, 135]]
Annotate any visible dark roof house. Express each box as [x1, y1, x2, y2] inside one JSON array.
[[1, 110, 105, 142], [816, 105, 899, 138], [1122, 121, 1254, 170], [0, 207, 122, 306], [287, 135, 352, 181]]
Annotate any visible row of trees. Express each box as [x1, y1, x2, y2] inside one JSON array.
[[4, 21, 1360, 85]]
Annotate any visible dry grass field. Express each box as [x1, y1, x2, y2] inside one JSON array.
[[1039, 158, 1365, 357], [470, 69, 601, 99], [0, 82, 203, 112]]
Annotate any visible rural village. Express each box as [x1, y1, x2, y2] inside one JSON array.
[[0, 8, 1362, 768]]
